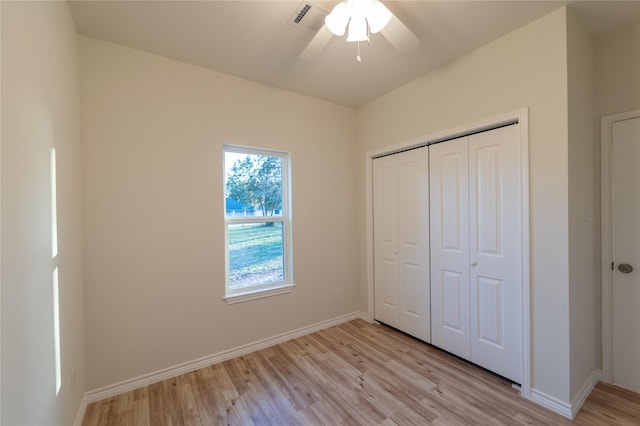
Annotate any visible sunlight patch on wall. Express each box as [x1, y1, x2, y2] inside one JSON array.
[[51, 148, 58, 258], [51, 147, 61, 395], [53, 267, 61, 395]]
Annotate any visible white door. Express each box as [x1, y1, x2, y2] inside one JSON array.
[[374, 147, 430, 342], [429, 137, 471, 360], [374, 154, 399, 328], [430, 125, 523, 384], [612, 116, 640, 393], [397, 148, 430, 341], [468, 125, 522, 384]]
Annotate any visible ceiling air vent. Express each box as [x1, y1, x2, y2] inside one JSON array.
[[288, 1, 329, 33]]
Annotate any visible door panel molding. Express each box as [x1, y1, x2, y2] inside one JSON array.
[[601, 109, 640, 385]]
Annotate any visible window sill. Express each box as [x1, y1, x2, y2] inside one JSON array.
[[224, 283, 295, 305]]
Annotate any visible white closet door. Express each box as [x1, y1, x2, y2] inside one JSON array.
[[374, 147, 430, 342], [612, 117, 640, 392], [374, 154, 399, 328], [429, 137, 471, 359], [397, 148, 430, 341], [468, 125, 522, 383]]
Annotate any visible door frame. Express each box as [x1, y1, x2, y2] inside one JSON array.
[[601, 109, 640, 384], [365, 108, 530, 397]]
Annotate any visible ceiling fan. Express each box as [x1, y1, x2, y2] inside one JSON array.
[[289, 0, 420, 60]]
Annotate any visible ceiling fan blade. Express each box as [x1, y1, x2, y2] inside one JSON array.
[[299, 25, 334, 60], [380, 14, 420, 53]]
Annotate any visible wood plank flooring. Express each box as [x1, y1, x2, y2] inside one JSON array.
[[83, 319, 640, 425]]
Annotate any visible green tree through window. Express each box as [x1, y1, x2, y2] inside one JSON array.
[[226, 155, 282, 217]]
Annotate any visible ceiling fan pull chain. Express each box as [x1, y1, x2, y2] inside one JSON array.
[[356, 41, 362, 63]]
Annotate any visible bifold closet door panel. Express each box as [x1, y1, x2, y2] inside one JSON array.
[[429, 137, 471, 359], [468, 125, 523, 384], [373, 147, 430, 342], [374, 154, 400, 328], [397, 148, 430, 341]]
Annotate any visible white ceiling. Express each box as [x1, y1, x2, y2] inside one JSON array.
[[68, 0, 640, 108]]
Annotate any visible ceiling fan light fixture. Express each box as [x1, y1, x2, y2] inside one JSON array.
[[325, 0, 391, 39], [366, 1, 392, 34], [346, 16, 368, 42], [325, 2, 350, 36]]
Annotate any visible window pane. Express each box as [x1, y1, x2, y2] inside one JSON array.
[[225, 152, 282, 218], [228, 222, 284, 290]]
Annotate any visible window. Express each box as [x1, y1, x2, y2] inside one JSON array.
[[223, 145, 293, 303]]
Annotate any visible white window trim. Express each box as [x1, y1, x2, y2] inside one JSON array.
[[223, 145, 294, 304]]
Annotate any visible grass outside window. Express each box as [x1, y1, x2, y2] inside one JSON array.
[[227, 223, 284, 290]]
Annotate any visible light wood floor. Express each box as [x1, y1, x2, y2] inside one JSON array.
[[83, 319, 640, 425]]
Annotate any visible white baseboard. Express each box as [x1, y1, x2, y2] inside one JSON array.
[[530, 368, 601, 420], [85, 311, 368, 403], [73, 394, 88, 426], [530, 388, 573, 419], [571, 369, 601, 418]]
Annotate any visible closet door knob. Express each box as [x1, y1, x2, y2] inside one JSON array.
[[618, 263, 633, 274], [470, 260, 478, 267]]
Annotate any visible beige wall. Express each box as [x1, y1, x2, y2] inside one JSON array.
[[80, 37, 359, 389], [566, 8, 601, 404], [596, 22, 640, 117], [357, 8, 572, 403], [1, 2, 86, 425]]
